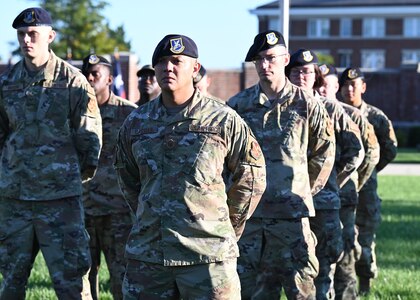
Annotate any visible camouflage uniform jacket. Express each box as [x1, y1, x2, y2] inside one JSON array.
[[83, 92, 137, 216], [114, 89, 266, 266], [340, 102, 380, 204], [313, 95, 364, 210], [227, 80, 335, 219], [0, 51, 102, 201], [358, 100, 397, 192]]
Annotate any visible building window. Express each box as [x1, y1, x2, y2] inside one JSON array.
[[268, 17, 279, 31], [308, 18, 330, 38], [404, 17, 420, 37], [362, 18, 385, 37], [340, 18, 352, 37], [402, 50, 420, 63], [338, 50, 352, 68], [361, 50, 385, 69]]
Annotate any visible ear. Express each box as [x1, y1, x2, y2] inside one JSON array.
[[107, 74, 114, 86], [361, 81, 367, 94], [193, 61, 201, 78], [283, 53, 290, 66], [48, 29, 56, 44]]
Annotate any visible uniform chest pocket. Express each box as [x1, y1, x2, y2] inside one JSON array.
[[180, 133, 227, 185], [3, 91, 26, 125], [132, 136, 162, 183], [41, 87, 70, 128], [278, 111, 302, 146]]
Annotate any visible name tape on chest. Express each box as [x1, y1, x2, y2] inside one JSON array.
[[189, 125, 221, 134]]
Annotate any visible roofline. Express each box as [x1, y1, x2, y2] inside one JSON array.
[[250, 6, 420, 17]]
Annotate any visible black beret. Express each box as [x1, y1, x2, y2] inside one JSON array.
[[339, 67, 364, 86], [193, 65, 207, 84], [152, 34, 198, 67], [13, 7, 52, 29], [288, 48, 318, 69], [319, 64, 338, 77], [137, 64, 155, 77], [81, 54, 112, 75], [245, 30, 286, 62]]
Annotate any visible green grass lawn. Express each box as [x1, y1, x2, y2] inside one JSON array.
[[1, 175, 419, 299], [363, 175, 420, 300], [394, 147, 420, 163]]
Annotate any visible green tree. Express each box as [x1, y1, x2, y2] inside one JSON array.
[[36, 0, 131, 59], [317, 53, 335, 65]]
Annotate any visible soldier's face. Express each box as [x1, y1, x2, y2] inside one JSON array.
[[288, 65, 316, 92], [253, 45, 289, 83], [340, 78, 366, 107], [154, 55, 199, 92], [17, 26, 55, 59], [138, 71, 160, 95], [194, 75, 211, 96], [84, 64, 112, 97], [318, 75, 339, 99]]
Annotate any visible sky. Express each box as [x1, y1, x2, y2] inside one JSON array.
[[1, 0, 272, 70]]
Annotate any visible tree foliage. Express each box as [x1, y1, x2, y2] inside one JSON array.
[[317, 53, 335, 65], [36, 0, 131, 59]]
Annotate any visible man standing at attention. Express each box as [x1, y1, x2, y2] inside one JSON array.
[[228, 30, 335, 299], [115, 34, 266, 299], [339, 67, 397, 295], [136, 64, 160, 106], [0, 7, 102, 299], [81, 54, 137, 300]]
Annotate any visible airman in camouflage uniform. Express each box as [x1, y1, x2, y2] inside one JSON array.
[[228, 31, 335, 300], [286, 51, 364, 300], [340, 67, 397, 295], [318, 64, 380, 299], [114, 34, 266, 299], [0, 7, 102, 300], [81, 54, 137, 300]]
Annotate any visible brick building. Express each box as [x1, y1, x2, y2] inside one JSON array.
[[250, 0, 420, 69]]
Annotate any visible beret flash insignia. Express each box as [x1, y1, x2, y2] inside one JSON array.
[[170, 38, 185, 54], [302, 50, 314, 62], [88, 54, 100, 65], [266, 32, 279, 45], [23, 11, 35, 24], [348, 68, 358, 79], [319, 64, 329, 75]]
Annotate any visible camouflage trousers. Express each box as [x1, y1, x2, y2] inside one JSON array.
[[0, 196, 92, 300], [237, 217, 318, 300], [334, 205, 361, 300], [85, 212, 133, 300], [355, 189, 381, 280], [310, 209, 343, 300], [122, 258, 240, 299]]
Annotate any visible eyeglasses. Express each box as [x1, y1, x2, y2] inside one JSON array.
[[252, 54, 287, 65], [290, 69, 315, 76]]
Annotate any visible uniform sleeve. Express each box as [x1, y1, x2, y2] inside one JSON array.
[[69, 77, 102, 173], [114, 121, 141, 213], [308, 100, 336, 195], [0, 86, 9, 151], [357, 120, 380, 190], [375, 114, 398, 172], [225, 115, 266, 239], [335, 107, 364, 188]]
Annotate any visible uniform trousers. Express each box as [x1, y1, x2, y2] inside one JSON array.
[[237, 217, 318, 300], [0, 196, 92, 300], [122, 258, 240, 299], [355, 188, 381, 280], [85, 212, 132, 300]]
